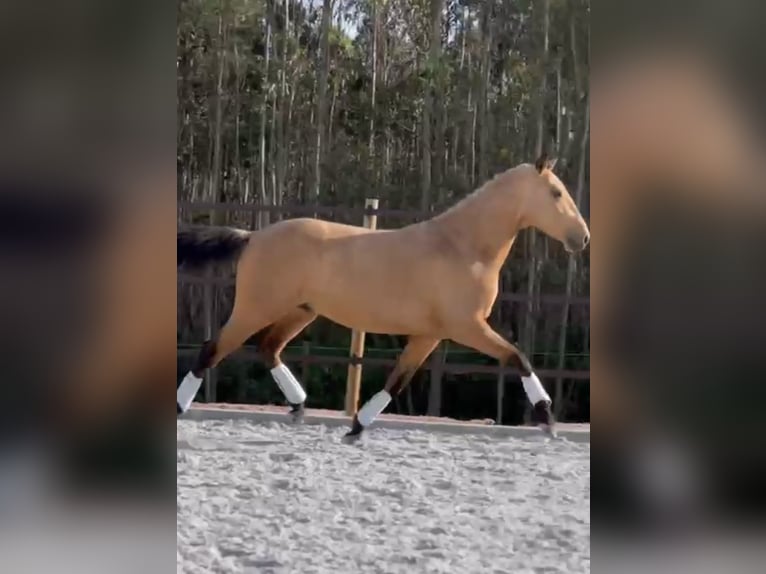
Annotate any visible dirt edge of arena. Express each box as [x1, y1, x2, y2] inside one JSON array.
[[183, 403, 590, 443]]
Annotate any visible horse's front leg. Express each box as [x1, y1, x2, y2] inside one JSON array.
[[450, 319, 556, 437], [343, 336, 440, 443]]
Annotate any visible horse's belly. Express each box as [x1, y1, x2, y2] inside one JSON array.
[[312, 298, 433, 335]]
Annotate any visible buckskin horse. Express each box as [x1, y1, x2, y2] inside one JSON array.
[[177, 154, 590, 441]]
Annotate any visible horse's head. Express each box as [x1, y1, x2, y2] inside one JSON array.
[[517, 153, 590, 253]]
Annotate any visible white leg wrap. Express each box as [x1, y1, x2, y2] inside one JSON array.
[[522, 372, 551, 405], [270, 363, 307, 405], [356, 390, 392, 427], [177, 371, 203, 413]]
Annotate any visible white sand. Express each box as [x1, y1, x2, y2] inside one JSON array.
[[177, 420, 590, 574]]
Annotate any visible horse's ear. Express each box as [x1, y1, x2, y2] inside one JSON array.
[[535, 153, 548, 173], [535, 153, 558, 173]]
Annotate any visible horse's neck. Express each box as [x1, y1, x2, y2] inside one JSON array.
[[433, 185, 520, 269]]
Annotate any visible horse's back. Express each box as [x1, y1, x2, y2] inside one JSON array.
[[261, 217, 376, 242], [239, 217, 377, 286]]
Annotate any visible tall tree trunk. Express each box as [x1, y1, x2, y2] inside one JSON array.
[[328, 81, 337, 153], [555, 58, 562, 157], [534, 0, 550, 157], [233, 41, 241, 201], [561, 2, 583, 165], [381, 10, 391, 188], [245, 103, 254, 209], [523, 0, 550, 421], [418, 59, 430, 206], [209, 0, 227, 226], [286, 72, 298, 201], [570, 4, 583, 103], [477, 1, 492, 184], [270, 80, 278, 210], [431, 0, 445, 206], [259, 8, 273, 229], [470, 99, 477, 186], [275, 0, 290, 214], [452, 6, 467, 179], [368, 0, 378, 179], [464, 51, 474, 185], [311, 0, 333, 204]]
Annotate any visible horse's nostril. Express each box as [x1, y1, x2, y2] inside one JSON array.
[[566, 232, 589, 252], [566, 233, 589, 252]]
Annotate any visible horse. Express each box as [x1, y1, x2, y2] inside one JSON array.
[[177, 154, 590, 441]]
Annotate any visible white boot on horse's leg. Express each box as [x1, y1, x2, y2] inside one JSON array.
[[177, 371, 203, 417], [270, 363, 307, 424], [522, 372, 557, 438], [343, 390, 391, 444]]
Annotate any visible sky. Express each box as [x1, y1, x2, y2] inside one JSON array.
[[307, 0, 360, 39]]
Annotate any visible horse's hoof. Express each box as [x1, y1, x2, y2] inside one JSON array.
[[540, 423, 558, 439], [342, 416, 364, 444], [288, 403, 305, 425], [342, 430, 364, 445], [532, 400, 557, 438]]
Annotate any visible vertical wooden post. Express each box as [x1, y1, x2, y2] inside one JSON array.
[[344, 198, 379, 415]]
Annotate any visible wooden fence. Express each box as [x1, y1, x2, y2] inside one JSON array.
[[178, 200, 590, 422]]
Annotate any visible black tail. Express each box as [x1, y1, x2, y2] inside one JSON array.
[[177, 224, 251, 270]]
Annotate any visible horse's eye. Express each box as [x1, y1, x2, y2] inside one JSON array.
[[551, 188, 562, 200]]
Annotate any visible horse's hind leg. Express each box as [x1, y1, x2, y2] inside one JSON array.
[[450, 320, 556, 436], [177, 306, 274, 416], [343, 336, 439, 442], [254, 306, 317, 423]]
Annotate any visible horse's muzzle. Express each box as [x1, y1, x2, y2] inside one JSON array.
[[565, 231, 590, 253]]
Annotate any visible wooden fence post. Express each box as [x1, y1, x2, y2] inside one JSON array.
[[344, 198, 379, 415]]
